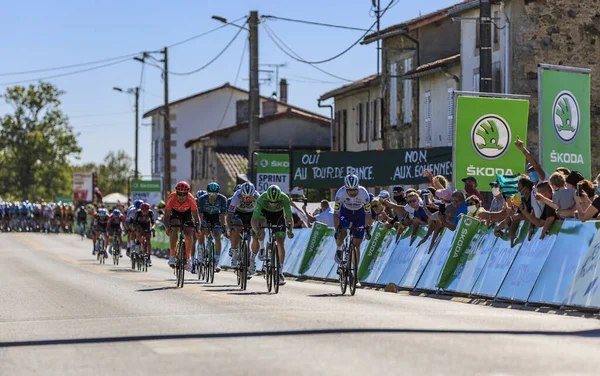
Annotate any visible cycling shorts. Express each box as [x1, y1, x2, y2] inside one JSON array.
[[232, 210, 253, 226], [202, 213, 222, 231], [336, 206, 366, 239]]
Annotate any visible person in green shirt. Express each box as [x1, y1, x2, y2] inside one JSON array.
[[251, 185, 294, 285]]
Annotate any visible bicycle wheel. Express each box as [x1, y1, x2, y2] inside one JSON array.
[[235, 245, 242, 287], [176, 240, 185, 288], [273, 242, 280, 294], [240, 240, 249, 291], [349, 244, 359, 296], [207, 240, 215, 284], [265, 245, 273, 293], [339, 246, 348, 295]]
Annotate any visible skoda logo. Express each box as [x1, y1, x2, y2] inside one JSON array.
[[471, 114, 511, 160], [132, 183, 139, 189], [552, 90, 580, 144], [260, 159, 269, 168], [463, 217, 473, 227]]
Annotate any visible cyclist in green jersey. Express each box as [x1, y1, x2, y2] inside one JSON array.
[[251, 185, 294, 285]]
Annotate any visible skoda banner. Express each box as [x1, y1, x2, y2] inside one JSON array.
[[454, 96, 529, 190], [538, 64, 591, 178], [256, 153, 290, 193], [131, 180, 162, 205]]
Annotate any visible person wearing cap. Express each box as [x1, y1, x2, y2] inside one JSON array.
[[462, 176, 485, 205], [489, 181, 505, 213], [392, 186, 406, 205], [565, 170, 585, 189], [515, 135, 549, 182]]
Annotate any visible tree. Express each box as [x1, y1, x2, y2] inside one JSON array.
[[71, 150, 134, 196], [0, 82, 81, 200]]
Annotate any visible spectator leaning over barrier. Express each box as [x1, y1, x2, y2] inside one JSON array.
[[574, 175, 600, 221], [462, 176, 485, 206], [423, 169, 449, 191], [489, 181, 505, 213], [439, 191, 467, 231], [466, 195, 485, 218], [519, 181, 556, 239], [392, 185, 406, 205], [565, 170, 585, 190], [556, 167, 571, 177], [535, 172, 576, 219], [302, 200, 334, 228], [381, 191, 429, 243]]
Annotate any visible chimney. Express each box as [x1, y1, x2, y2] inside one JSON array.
[[279, 79, 288, 103], [236, 99, 249, 124]]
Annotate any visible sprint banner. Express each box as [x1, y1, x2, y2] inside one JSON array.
[[538, 65, 591, 178], [454, 96, 529, 190]]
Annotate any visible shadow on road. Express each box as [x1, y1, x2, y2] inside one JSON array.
[[308, 293, 350, 298], [227, 291, 271, 296], [3, 328, 600, 348], [136, 287, 179, 292]]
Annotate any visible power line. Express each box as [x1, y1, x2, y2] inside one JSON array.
[[167, 16, 246, 48], [169, 22, 247, 76], [216, 37, 248, 130], [0, 58, 132, 87], [68, 111, 134, 119], [261, 0, 395, 65], [262, 23, 352, 82], [141, 88, 163, 99], [262, 15, 369, 32]]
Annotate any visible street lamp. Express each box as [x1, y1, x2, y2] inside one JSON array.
[[113, 86, 140, 178], [212, 15, 250, 31]]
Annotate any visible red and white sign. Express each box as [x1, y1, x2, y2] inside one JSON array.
[[73, 172, 93, 202]]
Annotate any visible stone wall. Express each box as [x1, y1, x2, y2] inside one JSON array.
[[510, 0, 600, 175]]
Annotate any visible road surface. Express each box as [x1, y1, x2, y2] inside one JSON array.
[[1, 233, 600, 375]]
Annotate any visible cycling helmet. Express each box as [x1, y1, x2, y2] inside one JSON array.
[[134, 199, 144, 209], [98, 209, 108, 217], [196, 190, 206, 200], [112, 209, 121, 216], [265, 185, 282, 202], [141, 202, 150, 211], [175, 181, 191, 193], [240, 182, 255, 197], [344, 174, 359, 189], [207, 182, 220, 193], [233, 184, 241, 192]]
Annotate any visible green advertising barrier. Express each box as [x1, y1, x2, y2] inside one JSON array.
[[292, 148, 452, 189], [538, 65, 591, 178], [437, 216, 481, 289], [454, 96, 529, 191], [357, 222, 395, 282], [298, 222, 333, 275], [256, 153, 290, 193], [376, 226, 427, 286], [400, 228, 449, 289]]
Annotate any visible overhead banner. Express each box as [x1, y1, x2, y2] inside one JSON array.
[[73, 172, 94, 202], [292, 147, 452, 189], [538, 65, 591, 178], [454, 96, 529, 191], [131, 180, 162, 206], [256, 153, 290, 193]]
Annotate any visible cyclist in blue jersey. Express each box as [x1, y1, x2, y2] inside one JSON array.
[[197, 182, 228, 272]]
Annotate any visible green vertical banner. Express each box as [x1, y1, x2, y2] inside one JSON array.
[[256, 153, 290, 193], [455, 96, 529, 191], [539, 65, 591, 178], [437, 216, 481, 289], [357, 222, 393, 281], [298, 222, 331, 274]]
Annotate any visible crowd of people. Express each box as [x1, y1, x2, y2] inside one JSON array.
[[0, 201, 78, 233]]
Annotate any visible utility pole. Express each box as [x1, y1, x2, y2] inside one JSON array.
[[374, 0, 381, 75], [134, 87, 139, 178], [248, 10, 259, 185], [162, 47, 171, 194], [479, 0, 493, 92]]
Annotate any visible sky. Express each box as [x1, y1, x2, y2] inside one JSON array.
[[0, 0, 459, 177]]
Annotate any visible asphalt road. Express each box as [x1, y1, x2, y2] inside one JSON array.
[[2, 233, 600, 376]]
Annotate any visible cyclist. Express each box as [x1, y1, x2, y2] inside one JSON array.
[[133, 202, 156, 267], [164, 181, 202, 272], [92, 208, 109, 257], [107, 209, 126, 257], [227, 182, 260, 278], [251, 185, 294, 286], [227, 184, 241, 208], [76, 206, 88, 235], [194, 190, 206, 266], [53, 203, 62, 232], [197, 182, 228, 272], [126, 200, 143, 257], [333, 174, 372, 285], [32, 202, 42, 231], [66, 204, 75, 232], [42, 202, 53, 232]]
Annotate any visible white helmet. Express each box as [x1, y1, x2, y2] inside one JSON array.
[[240, 182, 256, 197], [344, 174, 359, 189]]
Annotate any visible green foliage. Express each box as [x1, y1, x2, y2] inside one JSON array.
[[72, 150, 134, 195], [0, 82, 81, 200]]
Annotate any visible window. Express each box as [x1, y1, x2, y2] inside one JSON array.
[[334, 110, 341, 150], [473, 71, 481, 92], [365, 101, 370, 142], [171, 140, 177, 147], [202, 146, 209, 179], [358, 103, 366, 143], [475, 21, 481, 54], [191, 149, 196, 179], [170, 126, 177, 134], [171, 165, 177, 173], [492, 61, 502, 93], [372, 99, 382, 140], [341, 110, 347, 151], [447, 88, 454, 146], [424, 91, 432, 147], [493, 11, 500, 51], [389, 63, 398, 127], [404, 59, 413, 124]]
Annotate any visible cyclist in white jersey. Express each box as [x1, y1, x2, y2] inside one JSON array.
[[226, 182, 261, 277], [126, 200, 143, 256], [333, 174, 372, 278]]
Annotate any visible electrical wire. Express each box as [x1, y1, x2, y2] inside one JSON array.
[[262, 15, 369, 32], [168, 22, 247, 76], [167, 16, 246, 48], [216, 37, 248, 130], [261, 0, 395, 65], [262, 23, 352, 82], [68, 111, 134, 119], [0, 58, 133, 87]]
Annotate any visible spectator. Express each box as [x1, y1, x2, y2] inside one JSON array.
[[514, 136, 549, 181], [489, 181, 505, 213], [565, 170, 585, 189], [379, 190, 391, 200], [536, 172, 576, 218], [381, 191, 429, 225], [440, 191, 467, 231], [462, 176, 485, 206], [520, 181, 556, 239], [556, 167, 571, 177], [424, 169, 449, 190], [575, 175, 600, 221], [579, 179, 596, 199], [392, 186, 406, 205], [466, 195, 484, 218], [302, 200, 334, 228]]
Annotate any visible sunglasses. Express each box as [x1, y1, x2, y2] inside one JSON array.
[[468, 202, 477, 206], [408, 199, 419, 204], [346, 188, 357, 192], [176, 192, 187, 197]]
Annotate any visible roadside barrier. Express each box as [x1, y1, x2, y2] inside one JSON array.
[[79, 217, 600, 311]]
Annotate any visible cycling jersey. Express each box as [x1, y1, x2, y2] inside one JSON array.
[[165, 192, 197, 213], [197, 193, 227, 215], [133, 209, 155, 226], [126, 205, 137, 222], [333, 186, 372, 214], [77, 209, 87, 222], [227, 191, 260, 214], [252, 191, 293, 219], [107, 214, 126, 226]]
